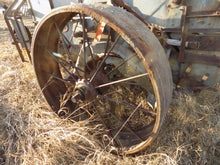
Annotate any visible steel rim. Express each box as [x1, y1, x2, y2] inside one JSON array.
[[31, 4, 173, 155]]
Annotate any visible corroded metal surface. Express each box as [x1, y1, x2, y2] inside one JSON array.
[[5, 0, 220, 86], [121, 0, 220, 86], [4, 0, 31, 62], [31, 3, 173, 154], [4, 0, 220, 155]]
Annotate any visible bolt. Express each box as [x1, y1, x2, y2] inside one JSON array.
[[172, 0, 182, 5]]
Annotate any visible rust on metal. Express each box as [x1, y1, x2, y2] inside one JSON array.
[[49, 0, 55, 9], [187, 4, 220, 17], [4, 0, 220, 155], [4, 0, 26, 62], [163, 2, 220, 68], [111, 0, 150, 28], [14, 10, 31, 62], [31, 3, 173, 155], [111, 0, 166, 44], [183, 54, 220, 66], [186, 36, 220, 51], [163, 27, 220, 33], [178, 4, 189, 62], [4, 0, 32, 62]]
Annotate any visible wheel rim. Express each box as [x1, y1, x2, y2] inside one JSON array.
[[31, 3, 173, 155]]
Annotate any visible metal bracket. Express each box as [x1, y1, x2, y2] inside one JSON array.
[[4, 0, 32, 63], [178, 4, 189, 62]]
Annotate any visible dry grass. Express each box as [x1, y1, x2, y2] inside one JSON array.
[[1, 41, 219, 165], [0, 4, 220, 164]]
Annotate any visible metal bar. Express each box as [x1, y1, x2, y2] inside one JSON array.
[[113, 90, 154, 111], [107, 54, 136, 76], [92, 102, 121, 146], [57, 55, 86, 74], [182, 54, 220, 67], [27, 0, 36, 22], [18, 17, 32, 61], [186, 35, 220, 51], [49, 0, 54, 9], [83, 19, 96, 70], [95, 73, 149, 89], [189, 28, 220, 33], [187, 12, 220, 18], [162, 28, 181, 33], [109, 102, 142, 145], [60, 100, 94, 122], [4, 1, 25, 62], [96, 99, 144, 142], [53, 20, 81, 78], [179, 5, 188, 62], [14, 0, 32, 62], [187, 5, 220, 18], [163, 28, 220, 33], [103, 28, 111, 58], [79, 14, 92, 74], [41, 42, 77, 82], [45, 71, 75, 87], [82, 14, 87, 79], [69, 20, 79, 44], [111, 0, 150, 28], [90, 35, 120, 82]]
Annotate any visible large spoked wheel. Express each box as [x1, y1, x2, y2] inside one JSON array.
[[31, 3, 173, 155]]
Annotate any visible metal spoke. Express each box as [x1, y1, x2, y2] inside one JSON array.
[[106, 54, 136, 76], [41, 43, 77, 82], [85, 36, 96, 69], [45, 71, 75, 87], [82, 14, 87, 78], [53, 20, 81, 78], [81, 16, 96, 69], [96, 99, 144, 142], [91, 102, 120, 145], [90, 35, 121, 82], [70, 111, 88, 121], [57, 55, 86, 74], [69, 20, 79, 44], [120, 81, 150, 86], [79, 14, 92, 77], [58, 100, 95, 124], [62, 32, 72, 48], [52, 51, 84, 76], [97, 94, 156, 117], [80, 107, 92, 117], [95, 73, 149, 89], [109, 102, 142, 146], [104, 28, 112, 56]]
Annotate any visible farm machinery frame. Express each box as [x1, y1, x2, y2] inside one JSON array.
[[4, 0, 220, 155]]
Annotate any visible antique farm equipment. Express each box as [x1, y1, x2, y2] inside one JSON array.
[[4, 0, 220, 154]]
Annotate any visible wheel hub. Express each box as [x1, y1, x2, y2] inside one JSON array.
[[71, 79, 97, 102]]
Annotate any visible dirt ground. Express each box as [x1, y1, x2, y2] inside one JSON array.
[[0, 1, 220, 165]]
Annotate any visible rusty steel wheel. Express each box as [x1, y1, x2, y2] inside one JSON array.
[[31, 3, 173, 155]]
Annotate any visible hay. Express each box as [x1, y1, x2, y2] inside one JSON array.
[[1, 10, 220, 164]]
